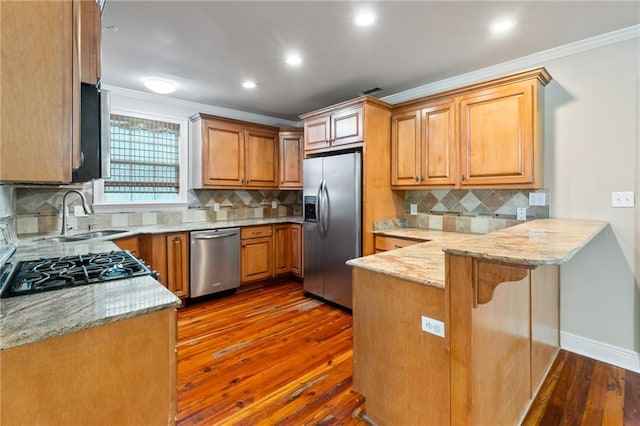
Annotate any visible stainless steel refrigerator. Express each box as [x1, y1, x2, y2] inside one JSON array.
[[303, 152, 361, 309]]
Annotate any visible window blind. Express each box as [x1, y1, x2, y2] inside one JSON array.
[[105, 114, 180, 202]]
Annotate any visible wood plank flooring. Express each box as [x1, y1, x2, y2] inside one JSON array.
[[176, 281, 365, 425], [523, 349, 640, 425], [177, 281, 640, 425]]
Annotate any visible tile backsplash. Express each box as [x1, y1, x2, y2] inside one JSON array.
[[15, 186, 302, 236], [405, 189, 549, 219]]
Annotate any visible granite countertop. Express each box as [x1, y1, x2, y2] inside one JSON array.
[[347, 230, 475, 289], [347, 218, 608, 289], [2, 216, 303, 350]]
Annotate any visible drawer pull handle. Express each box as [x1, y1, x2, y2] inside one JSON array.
[[394, 244, 402, 248]]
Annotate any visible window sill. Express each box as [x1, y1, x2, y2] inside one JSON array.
[[92, 202, 190, 214]]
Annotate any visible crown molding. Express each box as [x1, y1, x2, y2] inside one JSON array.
[[382, 24, 640, 105], [101, 85, 301, 128]]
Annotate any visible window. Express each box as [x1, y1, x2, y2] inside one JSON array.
[[93, 110, 188, 211]]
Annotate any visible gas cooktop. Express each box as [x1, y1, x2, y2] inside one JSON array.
[[0, 250, 153, 298]]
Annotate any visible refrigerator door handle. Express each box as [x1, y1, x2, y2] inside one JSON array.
[[316, 181, 324, 239], [322, 180, 330, 239]]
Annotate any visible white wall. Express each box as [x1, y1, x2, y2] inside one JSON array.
[[544, 39, 638, 357]]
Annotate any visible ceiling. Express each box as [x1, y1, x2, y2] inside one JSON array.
[[102, 1, 639, 121]]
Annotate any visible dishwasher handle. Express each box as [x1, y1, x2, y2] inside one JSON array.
[[191, 229, 239, 241]]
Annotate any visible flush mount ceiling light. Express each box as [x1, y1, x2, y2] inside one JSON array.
[[354, 11, 375, 27], [143, 78, 176, 94], [242, 80, 257, 89], [285, 53, 302, 66], [491, 18, 517, 34]]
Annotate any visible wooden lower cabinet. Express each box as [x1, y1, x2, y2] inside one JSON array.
[[290, 223, 302, 277], [274, 224, 291, 275], [165, 232, 189, 299], [113, 235, 139, 257], [241, 226, 274, 284], [138, 232, 190, 299], [0, 309, 177, 425], [374, 235, 421, 253]]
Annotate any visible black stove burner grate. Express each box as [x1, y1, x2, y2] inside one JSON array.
[[0, 251, 153, 298]]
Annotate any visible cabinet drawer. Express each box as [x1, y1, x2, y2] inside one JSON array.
[[241, 225, 273, 239], [374, 236, 421, 252]]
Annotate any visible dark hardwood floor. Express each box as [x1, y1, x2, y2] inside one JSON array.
[[177, 281, 640, 425]]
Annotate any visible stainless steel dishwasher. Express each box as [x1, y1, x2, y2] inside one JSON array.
[[190, 228, 240, 298]]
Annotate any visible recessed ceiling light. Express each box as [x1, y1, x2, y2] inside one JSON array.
[[242, 80, 257, 89], [285, 53, 302, 66], [491, 18, 517, 34], [143, 78, 176, 94], [354, 11, 375, 27]]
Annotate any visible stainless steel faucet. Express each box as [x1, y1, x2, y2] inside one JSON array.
[[61, 190, 92, 235]]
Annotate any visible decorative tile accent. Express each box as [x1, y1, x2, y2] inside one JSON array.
[[405, 189, 549, 220], [14, 187, 302, 236]]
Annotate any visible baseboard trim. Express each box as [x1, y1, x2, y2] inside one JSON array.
[[561, 331, 640, 373]]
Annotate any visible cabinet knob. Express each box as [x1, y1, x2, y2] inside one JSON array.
[[420, 176, 425, 182], [461, 174, 466, 181], [414, 176, 419, 182]]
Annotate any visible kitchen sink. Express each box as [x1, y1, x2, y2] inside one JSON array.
[[36, 229, 128, 243]]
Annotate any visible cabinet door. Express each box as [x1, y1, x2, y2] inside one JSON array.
[[79, 0, 101, 85], [279, 130, 303, 189], [304, 115, 331, 151], [290, 223, 303, 277], [274, 225, 291, 275], [459, 82, 535, 186], [1, 1, 78, 183], [421, 101, 456, 185], [331, 106, 363, 147], [391, 110, 421, 186], [166, 232, 189, 298], [245, 127, 278, 188], [202, 119, 245, 187], [241, 236, 273, 283], [114, 236, 139, 257]]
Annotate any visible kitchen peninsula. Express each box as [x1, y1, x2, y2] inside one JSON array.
[[347, 218, 607, 425]]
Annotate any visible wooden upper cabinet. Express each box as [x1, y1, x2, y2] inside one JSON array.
[[191, 114, 279, 189], [301, 99, 368, 155], [0, 0, 82, 183], [245, 126, 279, 188], [279, 129, 303, 189], [459, 81, 537, 187], [331, 106, 364, 147], [421, 101, 456, 186], [79, 0, 101, 85], [391, 68, 550, 189], [304, 116, 331, 151], [392, 100, 456, 187], [391, 110, 421, 186]]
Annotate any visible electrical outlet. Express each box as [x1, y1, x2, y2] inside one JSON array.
[[73, 205, 87, 217], [421, 315, 445, 338], [529, 192, 546, 206], [611, 192, 634, 208], [410, 204, 418, 215], [213, 202, 220, 212], [272, 201, 277, 209], [516, 207, 527, 220]]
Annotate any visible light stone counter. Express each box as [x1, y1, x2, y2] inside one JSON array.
[[347, 218, 607, 289], [347, 230, 475, 289], [2, 216, 302, 349]]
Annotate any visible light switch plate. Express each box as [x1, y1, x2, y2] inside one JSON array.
[[516, 207, 527, 220], [410, 204, 418, 215], [272, 201, 277, 209], [73, 205, 87, 217], [213, 202, 220, 212], [529, 192, 546, 206], [612, 192, 634, 208]]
